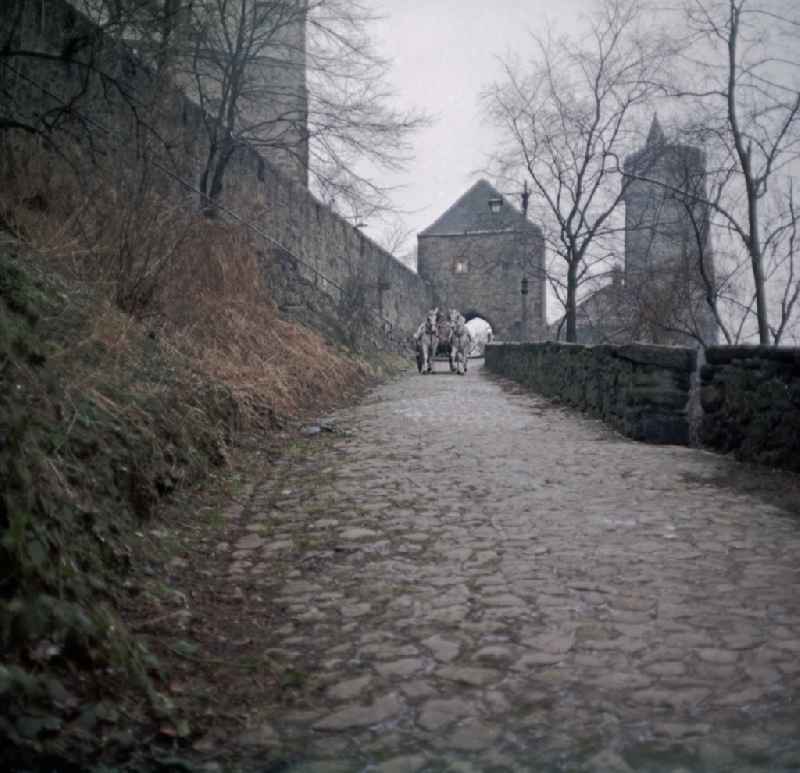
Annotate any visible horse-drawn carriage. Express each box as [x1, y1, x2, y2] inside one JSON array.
[[414, 308, 473, 376]]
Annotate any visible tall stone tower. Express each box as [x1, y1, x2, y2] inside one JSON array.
[[622, 116, 717, 345], [248, 0, 309, 186], [172, 0, 309, 187], [417, 180, 546, 340]]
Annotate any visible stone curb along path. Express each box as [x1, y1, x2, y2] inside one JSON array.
[[218, 362, 800, 772]]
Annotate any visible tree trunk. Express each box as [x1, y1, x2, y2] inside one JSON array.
[[200, 138, 236, 218], [200, 141, 217, 203], [727, 1, 770, 344], [747, 194, 770, 344], [208, 149, 229, 203], [565, 259, 578, 343]]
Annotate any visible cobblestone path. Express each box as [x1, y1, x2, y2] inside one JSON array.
[[223, 363, 800, 772]]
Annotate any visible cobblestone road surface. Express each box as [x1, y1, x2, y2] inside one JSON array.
[[223, 362, 800, 772]]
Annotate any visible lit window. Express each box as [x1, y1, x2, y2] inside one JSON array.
[[454, 260, 469, 274], [488, 198, 503, 213]]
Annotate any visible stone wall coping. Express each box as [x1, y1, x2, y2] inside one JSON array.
[[485, 340, 693, 445], [486, 341, 696, 372], [705, 345, 800, 366], [614, 344, 696, 372], [236, 142, 421, 285]]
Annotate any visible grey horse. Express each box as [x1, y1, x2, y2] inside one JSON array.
[[414, 308, 439, 374], [449, 311, 473, 375]]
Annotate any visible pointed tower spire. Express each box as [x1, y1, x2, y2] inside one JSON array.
[[646, 113, 666, 146]]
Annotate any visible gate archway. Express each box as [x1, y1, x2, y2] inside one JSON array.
[[462, 310, 496, 333], [462, 310, 494, 354]]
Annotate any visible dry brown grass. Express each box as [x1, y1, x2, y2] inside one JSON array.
[[0, 137, 376, 427], [1, 144, 382, 765], [0, 118, 399, 772], [157, 220, 373, 420]]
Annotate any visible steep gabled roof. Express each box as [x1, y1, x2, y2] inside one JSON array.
[[624, 113, 706, 177], [419, 179, 537, 237], [646, 113, 666, 146]]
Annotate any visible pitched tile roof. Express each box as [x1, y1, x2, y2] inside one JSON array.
[[419, 179, 538, 237]]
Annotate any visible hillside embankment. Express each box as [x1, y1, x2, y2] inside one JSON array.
[[0, 142, 407, 770]]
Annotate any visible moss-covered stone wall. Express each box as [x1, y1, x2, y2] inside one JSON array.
[[700, 346, 800, 471], [485, 342, 697, 445]]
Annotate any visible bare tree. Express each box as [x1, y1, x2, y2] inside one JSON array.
[[658, 0, 800, 344], [184, 0, 427, 217], [483, 0, 672, 342], [376, 218, 416, 270], [1, 1, 426, 224]]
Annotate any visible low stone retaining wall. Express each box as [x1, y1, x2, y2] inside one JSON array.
[[700, 346, 800, 471], [485, 342, 697, 445]]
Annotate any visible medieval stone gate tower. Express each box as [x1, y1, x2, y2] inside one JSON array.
[[417, 180, 546, 340], [622, 117, 717, 345]]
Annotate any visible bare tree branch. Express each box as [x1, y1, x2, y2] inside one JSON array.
[[184, 0, 429, 218], [482, 0, 672, 341]]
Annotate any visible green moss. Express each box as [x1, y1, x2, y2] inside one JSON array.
[[0, 252, 242, 766]]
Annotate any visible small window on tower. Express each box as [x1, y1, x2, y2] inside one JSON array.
[[488, 198, 503, 213], [454, 260, 469, 274]]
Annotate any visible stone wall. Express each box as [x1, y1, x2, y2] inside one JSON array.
[[225, 143, 434, 347], [485, 342, 697, 445], [2, 0, 434, 348], [700, 346, 800, 471]]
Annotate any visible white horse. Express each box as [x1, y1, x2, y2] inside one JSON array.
[[413, 308, 439, 374], [443, 309, 463, 371], [449, 311, 473, 375]]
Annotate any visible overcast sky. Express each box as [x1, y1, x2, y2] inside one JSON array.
[[351, 1, 800, 342], [363, 0, 587, 254]]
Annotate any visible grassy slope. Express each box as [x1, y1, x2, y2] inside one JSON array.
[[0, 243, 406, 770]]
